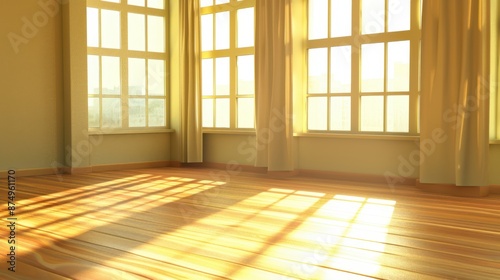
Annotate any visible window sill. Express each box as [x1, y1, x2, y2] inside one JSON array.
[[490, 140, 500, 145], [89, 128, 175, 136], [294, 132, 420, 141], [202, 129, 256, 135]]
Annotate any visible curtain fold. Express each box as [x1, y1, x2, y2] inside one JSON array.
[[179, 0, 203, 162], [254, 0, 294, 171], [420, 0, 490, 186]]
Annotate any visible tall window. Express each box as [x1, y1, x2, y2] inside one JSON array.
[[87, 0, 168, 130], [200, 0, 255, 129], [307, 0, 420, 134]]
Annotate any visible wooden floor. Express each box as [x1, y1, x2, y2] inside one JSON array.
[[1, 167, 500, 280]]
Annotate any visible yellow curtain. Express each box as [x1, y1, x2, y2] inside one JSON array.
[[179, 0, 203, 162], [420, 0, 490, 186], [255, 0, 294, 171]]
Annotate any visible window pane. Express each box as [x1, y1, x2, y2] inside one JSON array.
[[331, 0, 352, 37], [237, 98, 255, 129], [129, 58, 146, 95], [202, 99, 214, 127], [202, 59, 214, 96], [88, 98, 100, 128], [103, 0, 120, 2], [201, 14, 214, 51], [388, 0, 411, 32], [101, 9, 120, 49], [148, 16, 165, 52], [128, 0, 145, 6], [238, 8, 254, 48], [215, 12, 230, 50], [129, 98, 146, 127], [102, 98, 122, 128], [215, 57, 230, 95], [362, 0, 385, 34], [148, 99, 166, 127], [215, 99, 230, 128], [216, 0, 229, 4], [147, 0, 164, 9], [308, 97, 327, 130], [87, 8, 99, 47], [309, 0, 328, 39], [128, 13, 145, 51], [200, 0, 213, 7], [102, 56, 121, 94], [238, 55, 254, 95], [148, 59, 165, 96], [361, 96, 384, 132], [361, 43, 384, 92], [331, 46, 351, 93], [88, 55, 100, 94], [308, 48, 328, 94], [330, 97, 351, 131], [387, 41, 410, 92], [387, 95, 409, 132]]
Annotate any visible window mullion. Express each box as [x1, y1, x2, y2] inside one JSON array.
[[351, 0, 361, 133], [230, 8, 237, 129]]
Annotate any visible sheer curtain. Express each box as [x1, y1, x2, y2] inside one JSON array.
[[420, 0, 490, 186], [254, 0, 294, 171], [178, 0, 203, 162]]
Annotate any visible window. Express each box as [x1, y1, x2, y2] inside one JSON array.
[[200, 0, 256, 129], [87, 0, 168, 130], [307, 0, 420, 134]]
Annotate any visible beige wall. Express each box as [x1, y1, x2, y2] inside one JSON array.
[[0, 0, 64, 171], [490, 145, 500, 185]]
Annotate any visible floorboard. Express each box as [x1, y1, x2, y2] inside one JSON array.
[[1, 167, 499, 279]]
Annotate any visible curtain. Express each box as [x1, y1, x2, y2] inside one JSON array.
[[179, 0, 203, 162], [254, 0, 294, 171], [420, 0, 490, 186]]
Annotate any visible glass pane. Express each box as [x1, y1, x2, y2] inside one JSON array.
[[102, 98, 122, 128], [308, 48, 328, 94], [362, 0, 385, 34], [148, 16, 165, 52], [387, 41, 410, 92], [88, 98, 100, 128], [148, 59, 165, 96], [128, 0, 145, 6], [388, 0, 411, 32], [128, 13, 145, 51], [331, 0, 352, 37], [200, 0, 213, 7], [103, 0, 120, 2], [147, 0, 164, 9], [215, 57, 230, 95], [361, 96, 384, 132], [309, 0, 328, 39], [238, 8, 254, 48], [129, 98, 146, 127], [101, 56, 121, 94], [238, 98, 255, 129], [201, 14, 214, 51], [216, 12, 230, 50], [202, 59, 214, 96], [330, 97, 351, 131], [216, 0, 229, 4], [148, 99, 166, 127], [308, 97, 327, 130], [387, 95, 409, 132], [87, 55, 100, 94], [331, 46, 351, 93], [87, 8, 99, 47], [202, 99, 214, 127], [215, 98, 230, 128], [129, 58, 146, 95], [101, 9, 120, 49], [238, 55, 254, 95], [361, 43, 384, 92]]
